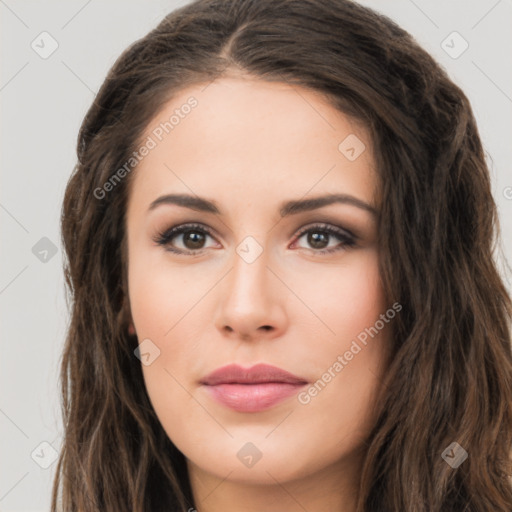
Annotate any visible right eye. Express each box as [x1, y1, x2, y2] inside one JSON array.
[[152, 223, 218, 254]]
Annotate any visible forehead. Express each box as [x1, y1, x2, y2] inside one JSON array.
[[128, 76, 377, 215]]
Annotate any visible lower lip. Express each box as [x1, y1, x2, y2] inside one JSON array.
[[202, 382, 306, 412]]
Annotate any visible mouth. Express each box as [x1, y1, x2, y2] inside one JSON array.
[[200, 363, 308, 413]]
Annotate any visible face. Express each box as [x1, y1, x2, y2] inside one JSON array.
[[125, 76, 393, 491]]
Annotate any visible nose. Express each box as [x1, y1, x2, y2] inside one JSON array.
[[214, 242, 287, 342]]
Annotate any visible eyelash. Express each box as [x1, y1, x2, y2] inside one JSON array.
[[153, 222, 357, 256]]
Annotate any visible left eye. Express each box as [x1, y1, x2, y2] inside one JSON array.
[[153, 222, 356, 255], [292, 224, 356, 254]]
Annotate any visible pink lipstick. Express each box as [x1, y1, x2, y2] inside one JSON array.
[[200, 363, 308, 413]]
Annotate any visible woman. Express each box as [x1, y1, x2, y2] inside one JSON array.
[[52, 0, 512, 510]]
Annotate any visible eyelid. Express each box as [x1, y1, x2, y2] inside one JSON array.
[[290, 222, 357, 254], [294, 222, 357, 240], [153, 221, 358, 255], [152, 222, 216, 249]]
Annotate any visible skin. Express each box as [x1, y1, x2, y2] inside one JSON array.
[[125, 74, 393, 512]]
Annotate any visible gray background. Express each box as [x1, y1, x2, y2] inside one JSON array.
[[1, 1, 511, 510]]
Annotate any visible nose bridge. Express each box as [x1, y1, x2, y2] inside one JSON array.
[[213, 232, 285, 337], [229, 234, 272, 303]]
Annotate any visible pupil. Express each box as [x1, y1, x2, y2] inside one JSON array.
[[309, 232, 328, 249], [184, 231, 205, 249]]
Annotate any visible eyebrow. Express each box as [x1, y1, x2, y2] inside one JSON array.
[[148, 193, 377, 217]]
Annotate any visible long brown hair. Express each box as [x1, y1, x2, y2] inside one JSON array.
[[53, 0, 512, 510]]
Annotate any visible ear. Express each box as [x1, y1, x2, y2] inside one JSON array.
[[121, 294, 136, 336]]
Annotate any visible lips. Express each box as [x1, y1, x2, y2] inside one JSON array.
[[200, 363, 308, 413]]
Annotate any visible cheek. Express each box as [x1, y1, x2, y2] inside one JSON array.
[[127, 254, 208, 421], [128, 253, 204, 340], [291, 250, 390, 436], [341, 255, 386, 339], [292, 248, 386, 344]]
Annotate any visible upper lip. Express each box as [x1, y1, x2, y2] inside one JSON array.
[[200, 363, 308, 385]]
